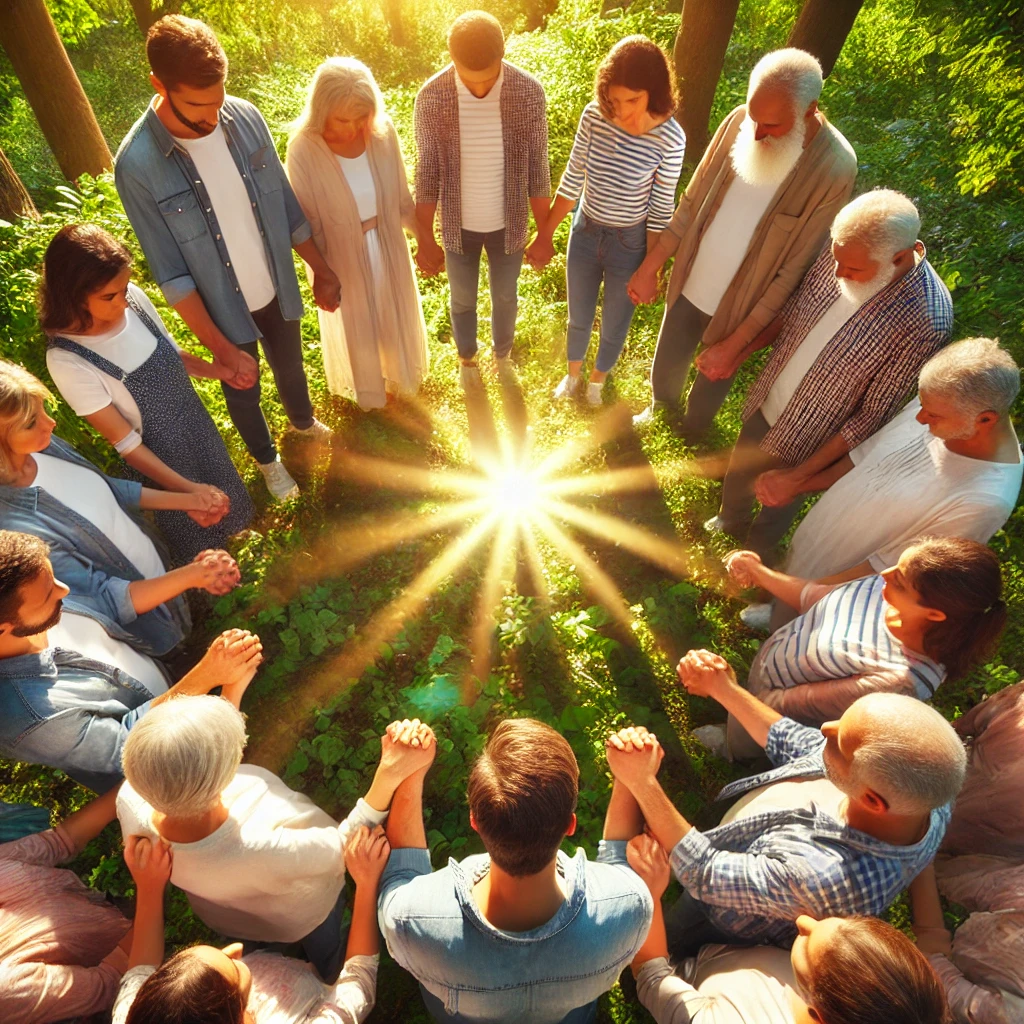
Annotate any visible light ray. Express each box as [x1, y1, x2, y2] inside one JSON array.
[[466, 514, 518, 697]]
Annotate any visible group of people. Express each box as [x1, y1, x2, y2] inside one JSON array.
[[0, 7, 1022, 1024]]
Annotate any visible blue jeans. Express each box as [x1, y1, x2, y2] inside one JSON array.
[[565, 211, 647, 373], [446, 228, 524, 361], [420, 985, 598, 1024]]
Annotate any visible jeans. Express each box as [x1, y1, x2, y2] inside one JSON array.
[[664, 889, 744, 960], [446, 228, 524, 361], [420, 985, 598, 1024], [565, 211, 647, 373], [221, 295, 314, 465]]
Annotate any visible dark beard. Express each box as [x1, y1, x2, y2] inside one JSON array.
[[166, 93, 216, 137], [11, 600, 63, 637]]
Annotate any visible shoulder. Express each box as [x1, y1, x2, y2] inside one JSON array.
[[417, 67, 455, 104], [820, 119, 858, 175], [916, 258, 954, 323], [224, 95, 265, 123], [112, 965, 158, 1024], [114, 111, 158, 175], [655, 115, 686, 150], [504, 62, 545, 98]]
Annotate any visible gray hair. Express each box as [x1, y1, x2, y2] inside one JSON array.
[[121, 696, 247, 818], [918, 337, 1020, 418], [830, 189, 921, 258], [289, 57, 388, 141], [747, 48, 823, 116], [848, 694, 966, 815]]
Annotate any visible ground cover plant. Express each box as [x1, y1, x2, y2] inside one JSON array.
[[1, 0, 1023, 1019]]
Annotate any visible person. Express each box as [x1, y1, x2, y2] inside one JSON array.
[[0, 529, 262, 791], [117, 702, 434, 985], [0, 786, 132, 1024], [705, 189, 953, 566], [115, 15, 338, 501], [630, 48, 857, 434], [111, 825, 386, 1024], [527, 36, 684, 406], [413, 10, 550, 390], [41, 223, 255, 562], [607, 674, 965, 957], [625, 833, 950, 1024], [285, 58, 429, 411], [0, 360, 240, 657], [378, 717, 654, 1023]]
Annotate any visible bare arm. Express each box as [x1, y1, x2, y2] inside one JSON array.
[[59, 784, 121, 852], [725, 550, 812, 610], [294, 236, 341, 313], [344, 826, 390, 958], [171, 291, 257, 388], [123, 837, 171, 969], [755, 434, 853, 508], [816, 559, 874, 586], [909, 862, 953, 955], [603, 779, 645, 842], [414, 202, 444, 275], [384, 770, 428, 850], [178, 350, 225, 380]]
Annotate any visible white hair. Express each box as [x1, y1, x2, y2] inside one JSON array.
[[290, 57, 388, 141], [919, 337, 1020, 418], [122, 696, 247, 818], [747, 48, 823, 116], [830, 189, 921, 258]]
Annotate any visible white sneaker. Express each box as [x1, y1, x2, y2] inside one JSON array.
[[703, 515, 726, 534], [258, 456, 300, 501], [553, 374, 580, 400], [586, 381, 603, 407], [290, 418, 333, 443], [740, 602, 773, 633], [632, 403, 658, 429], [692, 724, 731, 761], [460, 362, 484, 392]]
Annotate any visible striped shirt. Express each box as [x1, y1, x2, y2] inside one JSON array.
[[456, 67, 505, 233], [556, 102, 685, 231]]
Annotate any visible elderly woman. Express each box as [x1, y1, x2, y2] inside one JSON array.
[[286, 58, 429, 411], [116, 696, 435, 984]]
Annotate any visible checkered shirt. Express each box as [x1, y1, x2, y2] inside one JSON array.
[[413, 61, 550, 255], [743, 243, 954, 465], [670, 717, 951, 947]]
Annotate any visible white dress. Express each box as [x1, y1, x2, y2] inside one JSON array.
[[336, 151, 382, 280]]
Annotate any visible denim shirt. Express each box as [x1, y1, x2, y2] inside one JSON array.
[[114, 96, 311, 345], [378, 841, 653, 1023], [0, 437, 189, 657]]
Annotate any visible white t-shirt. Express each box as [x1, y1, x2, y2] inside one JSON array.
[[116, 766, 387, 942], [720, 776, 846, 826], [456, 67, 505, 233], [336, 152, 377, 221], [682, 176, 779, 315], [178, 125, 276, 312], [760, 294, 863, 426]]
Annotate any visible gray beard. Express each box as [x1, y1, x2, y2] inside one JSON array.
[[729, 114, 806, 188], [836, 262, 898, 305]]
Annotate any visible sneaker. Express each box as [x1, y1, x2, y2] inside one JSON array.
[[585, 381, 603, 407], [740, 602, 773, 633], [258, 456, 300, 501], [460, 361, 484, 393], [495, 355, 518, 384], [691, 724, 731, 761], [632, 402, 662, 429], [290, 418, 333, 443], [553, 374, 580, 400], [703, 515, 726, 534]]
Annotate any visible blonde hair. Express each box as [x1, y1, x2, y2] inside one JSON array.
[[290, 57, 388, 142], [0, 360, 52, 484]]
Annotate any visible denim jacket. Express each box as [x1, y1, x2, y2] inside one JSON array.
[[378, 841, 653, 1023], [0, 437, 189, 656], [115, 97, 311, 345]]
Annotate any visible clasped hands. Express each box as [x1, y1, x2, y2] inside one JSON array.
[[190, 548, 242, 596]]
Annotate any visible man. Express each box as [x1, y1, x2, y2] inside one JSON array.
[[414, 10, 550, 390], [0, 530, 262, 792], [706, 189, 954, 577], [115, 16, 339, 501], [378, 717, 653, 1023], [607, 649, 965, 956], [631, 48, 857, 434]]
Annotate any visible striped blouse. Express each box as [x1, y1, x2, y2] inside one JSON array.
[[556, 102, 685, 231]]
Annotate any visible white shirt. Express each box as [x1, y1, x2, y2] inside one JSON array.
[[682, 176, 779, 315], [336, 152, 377, 222], [720, 777, 846, 826], [456, 68, 505, 233], [178, 124, 276, 311], [760, 294, 863, 426], [116, 766, 387, 942]]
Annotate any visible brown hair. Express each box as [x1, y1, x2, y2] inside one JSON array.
[[0, 361, 51, 484], [467, 718, 578, 876], [447, 10, 505, 71], [0, 531, 50, 626], [39, 224, 132, 334], [125, 949, 245, 1024], [902, 537, 1006, 680], [595, 36, 678, 120], [807, 917, 950, 1024], [147, 15, 227, 91]]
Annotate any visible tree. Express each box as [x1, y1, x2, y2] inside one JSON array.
[[0, 146, 39, 222], [786, 0, 866, 78], [672, 0, 741, 162], [128, 0, 183, 35], [0, 0, 112, 183]]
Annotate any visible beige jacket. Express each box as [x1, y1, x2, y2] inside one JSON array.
[[662, 105, 857, 347]]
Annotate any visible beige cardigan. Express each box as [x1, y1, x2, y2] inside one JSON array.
[[662, 105, 857, 348]]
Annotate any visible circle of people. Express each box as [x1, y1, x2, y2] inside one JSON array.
[[0, 10, 1021, 1024]]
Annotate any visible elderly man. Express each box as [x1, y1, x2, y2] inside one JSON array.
[[631, 48, 857, 434], [706, 189, 954, 572], [608, 656, 966, 957]]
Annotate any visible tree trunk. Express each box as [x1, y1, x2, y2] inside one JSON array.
[[0, 0, 112, 182], [673, 0, 742, 162], [0, 146, 39, 221], [786, 0, 865, 78], [128, 0, 183, 35]]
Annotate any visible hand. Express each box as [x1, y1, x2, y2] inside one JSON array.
[[626, 833, 671, 900], [676, 649, 737, 701], [216, 348, 259, 390], [344, 824, 391, 888], [124, 834, 173, 893], [190, 550, 241, 596], [312, 267, 342, 313], [723, 549, 763, 588], [695, 344, 740, 382], [627, 265, 658, 305], [184, 484, 230, 520], [415, 237, 445, 277], [525, 233, 555, 271], [379, 719, 437, 783], [197, 628, 263, 696], [914, 926, 953, 957], [754, 468, 803, 508], [606, 726, 664, 791]]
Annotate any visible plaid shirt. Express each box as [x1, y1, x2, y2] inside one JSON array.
[[413, 62, 550, 255], [670, 717, 951, 947], [743, 243, 953, 465]]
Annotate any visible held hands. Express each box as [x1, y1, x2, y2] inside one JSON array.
[[754, 468, 802, 508], [626, 833, 671, 901], [124, 834, 173, 894], [694, 344, 740, 382], [185, 484, 230, 526], [415, 237, 445, 277], [190, 549, 241, 596], [215, 348, 259, 391], [380, 718, 437, 783], [524, 233, 555, 271], [312, 267, 342, 313], [199, 628, 263, 698], [626, 265, 658, 305], [676, 649, 737, 701], [606, 725, 664, 792], [344, 824, 391, 888], [723, 549, 763, 589]]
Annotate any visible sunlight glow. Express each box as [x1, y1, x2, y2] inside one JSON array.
[[482, 461, 546, 519]]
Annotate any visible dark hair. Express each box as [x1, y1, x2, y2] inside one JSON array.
[[447, 10, 505, 71], [808, 917, 950, 1024], [902, 537, 1006, 680], [0, 531, 50, 625], [39, 224, 132, 334], [125, 949, 245, 1024], [147, 15, 228, 91], [467, 718, 578, 876], [595, 35, 678, 120]]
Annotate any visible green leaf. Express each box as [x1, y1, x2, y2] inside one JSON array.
[[427, 634, 456, 667], [284, 750, 309, 778]]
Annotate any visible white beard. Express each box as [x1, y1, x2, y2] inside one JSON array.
[[836, 261, 898, 305], [730, 114, 806, 188]]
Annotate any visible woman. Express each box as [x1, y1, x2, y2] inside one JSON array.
[[286, 58, 429, 411], [627, 833, 950, 1024], [532, 36, 684, 406], [112, 825, 387, 1024], [41, 223, 254, 563], [0, 786, 132, 1024]]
